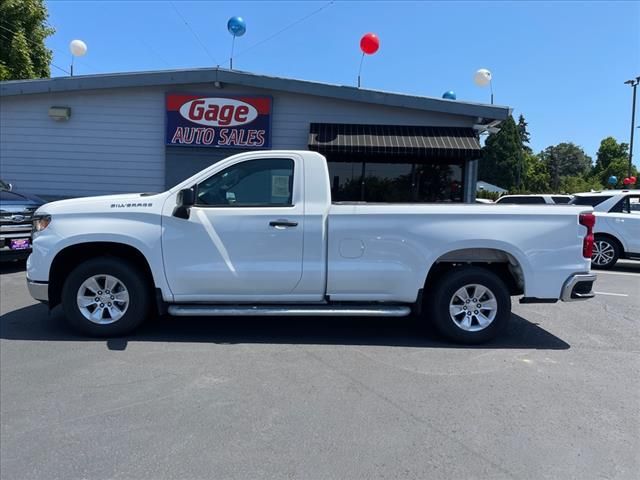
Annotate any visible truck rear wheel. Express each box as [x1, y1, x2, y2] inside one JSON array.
[[427, 266, 510, 344], [61, 257, 150, 337]]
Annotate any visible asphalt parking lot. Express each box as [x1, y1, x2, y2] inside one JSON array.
[[1, 261, 638, 480]]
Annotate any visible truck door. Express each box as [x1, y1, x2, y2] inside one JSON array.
[[605, 194, 640, 254], [162, 156, 304, 300]]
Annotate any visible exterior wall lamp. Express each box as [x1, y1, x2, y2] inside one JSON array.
[[48, 106, 71, 121]]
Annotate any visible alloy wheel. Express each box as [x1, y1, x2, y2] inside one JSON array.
[[76, 274, 130, 324], [592, 240, 615, 266], [448, 283, 498, 332]]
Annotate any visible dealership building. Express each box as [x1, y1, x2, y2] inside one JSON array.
[[0, 68, 510, 202]]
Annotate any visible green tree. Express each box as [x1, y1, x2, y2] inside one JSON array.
[[558, 175, 602, 194], [0, 0, 54, 80], [538, 143, 592, 191], [593, 137, 631, 185], [517, 114, 532, 153], [522, 152, 550, 193], [600, 157, 638, 188], [478, 116, 524, 191]]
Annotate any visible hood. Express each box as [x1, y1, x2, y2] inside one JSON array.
[[38, 192, 165, 215], [0, 189, 46, 208]]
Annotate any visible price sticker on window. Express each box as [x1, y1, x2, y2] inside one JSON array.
[[272, 175, 290, 198]]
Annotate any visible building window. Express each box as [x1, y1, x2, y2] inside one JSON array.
[[363, 163, 414, 202], [330, 162, 364, 202], [414, 163, 463, 202], [328, 160, 463, 203]]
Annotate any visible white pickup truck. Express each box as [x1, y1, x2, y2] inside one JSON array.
[[27, 150, 597, 344]]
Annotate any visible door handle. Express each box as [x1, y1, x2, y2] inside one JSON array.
[[269, 219, 298, 228]]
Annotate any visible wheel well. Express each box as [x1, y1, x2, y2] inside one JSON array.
[[594, 232, 623, 253], [424, 248, 524, 296], [48, 242, 155, 308]]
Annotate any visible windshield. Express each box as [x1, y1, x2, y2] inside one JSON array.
[[0, 179, 9, 190], [496, 196, 546, 204], [569, 195, 612, 207]]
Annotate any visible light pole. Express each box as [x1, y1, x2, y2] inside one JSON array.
[[624, 76, 640, 178]]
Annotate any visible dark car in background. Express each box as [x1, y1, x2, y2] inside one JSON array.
[[0, 180, 45, 262]]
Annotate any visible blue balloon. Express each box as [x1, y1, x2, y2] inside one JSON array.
[[442, 91, 457, 100], [227, 16, 246, 37], [608, 175, 617, 185]]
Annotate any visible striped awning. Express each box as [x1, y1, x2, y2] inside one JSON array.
[[308, 123, 481, 159]]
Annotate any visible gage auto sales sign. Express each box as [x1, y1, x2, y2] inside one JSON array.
[[166, 94, 272, 148]]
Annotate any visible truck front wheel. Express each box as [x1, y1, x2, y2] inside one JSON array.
[[427, 266, 511, 344], [61, 257, 150, 337]]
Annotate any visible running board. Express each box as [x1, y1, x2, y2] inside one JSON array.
[[167, 304, 411, 317]]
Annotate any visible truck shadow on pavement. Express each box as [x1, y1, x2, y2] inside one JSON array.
[[0, 303, 570, 351]]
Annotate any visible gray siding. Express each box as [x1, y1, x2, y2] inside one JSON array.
[[165, 147, 247, 189], [1, 82, 477, 197], [1, 89, 165, 197]]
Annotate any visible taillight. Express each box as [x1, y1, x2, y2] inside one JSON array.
[[579, 213, 595, 258]]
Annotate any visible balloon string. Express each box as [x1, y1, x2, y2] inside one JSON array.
[[357, 53, 365, 88], [230, 35, 236, 69]]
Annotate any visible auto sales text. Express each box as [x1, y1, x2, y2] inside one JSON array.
[[170, 127, 266, 147]]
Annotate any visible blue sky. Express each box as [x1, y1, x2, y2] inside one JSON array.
[[45, 1, 639, 165]]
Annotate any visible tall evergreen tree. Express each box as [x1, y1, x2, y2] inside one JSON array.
[[517, 114, 532, 152], [0, 0, 54, 80], [478, 116, 524, 191]]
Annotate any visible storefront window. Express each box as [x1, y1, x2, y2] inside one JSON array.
[[329, 162, 364, 202], [328, 160, 463, 203], [363, 163, 414, 202], [414, 164, 463, 202]]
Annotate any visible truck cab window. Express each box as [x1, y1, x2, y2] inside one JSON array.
[[196, 159, 294, 207]]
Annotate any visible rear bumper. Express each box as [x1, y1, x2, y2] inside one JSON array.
[[560, 273, 597, 302], [27, 278, 48, 302]]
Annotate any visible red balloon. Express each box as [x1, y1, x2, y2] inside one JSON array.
[[623, 177, 631, 185], [630, 176, 637, 184], [360, 33, 380, 55]]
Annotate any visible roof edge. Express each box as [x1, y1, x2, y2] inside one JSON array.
[[0, 67, 511, 121]]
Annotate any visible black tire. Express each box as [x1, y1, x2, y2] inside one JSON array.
[[426, 266, 511, 344], [61, 257, 151, 337], [591, 235, 620, 270]]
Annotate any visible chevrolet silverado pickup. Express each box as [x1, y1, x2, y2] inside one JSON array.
[[26, 150, 597, 343]]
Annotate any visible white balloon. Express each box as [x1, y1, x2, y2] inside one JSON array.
[[474, 68, 492, 87], [69, 39, 88, 57]]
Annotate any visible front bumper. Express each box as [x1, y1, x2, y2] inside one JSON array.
[[0, 248, 31, 262], [560, 273, 597, 302], [27, 279, 48, 302]]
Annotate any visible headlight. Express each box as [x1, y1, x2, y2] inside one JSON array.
[[32, 214, 51, 233]]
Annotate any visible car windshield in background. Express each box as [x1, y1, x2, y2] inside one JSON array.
[[570, 195, 612, 207], [497, 196, 546, 204], [552, 196, 572, 204]]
